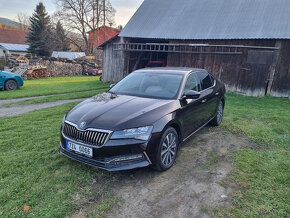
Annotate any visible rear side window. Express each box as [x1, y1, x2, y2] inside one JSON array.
[[197, 71, 214, 90]]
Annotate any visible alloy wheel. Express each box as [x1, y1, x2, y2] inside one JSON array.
[[217, 102, 223, 124], [161, 132, 177, 166]]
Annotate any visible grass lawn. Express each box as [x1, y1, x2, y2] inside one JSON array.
[[0, 103, 114, 217], [0, 76, 110, 100], [0, 93, 289, 217], [218, 93, 290, 217], [2, 89, 108, 107]]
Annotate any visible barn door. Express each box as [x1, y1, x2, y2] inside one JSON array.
[[236, 50, 274, 97]]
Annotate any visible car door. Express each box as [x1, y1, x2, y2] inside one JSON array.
[[0, 71, 3, 88], [178, 72, 205, 138], [196, 70, 219, 122]]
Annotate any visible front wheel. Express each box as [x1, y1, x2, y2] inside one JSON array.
[[211, 101, 224, 126], [154, 127, 179, 171], [5, 80, 18, 91]]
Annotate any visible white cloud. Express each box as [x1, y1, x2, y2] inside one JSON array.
[[111, 0, 143, 26], [0, 0, 142, 27], [111, 0, 143, 8], [115, 7, 138, 26]]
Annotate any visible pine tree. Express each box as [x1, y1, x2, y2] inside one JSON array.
[[55, 21, 70, 51], [26, 2, 53, 56]]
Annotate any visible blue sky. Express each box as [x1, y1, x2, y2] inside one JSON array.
[[0, 0, 143, 26]]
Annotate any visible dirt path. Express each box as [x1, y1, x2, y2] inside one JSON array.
[[0, 98, 85, 117], [72, 128, 254, 218], [0, 96, 47, 106]]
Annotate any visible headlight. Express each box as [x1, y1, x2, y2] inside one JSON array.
[[111, 126, 153, 141]]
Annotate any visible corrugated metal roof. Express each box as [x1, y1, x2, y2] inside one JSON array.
[[119, 0, 290, 40], [51, 51, 86, 60], [0, 43, 28, 52]]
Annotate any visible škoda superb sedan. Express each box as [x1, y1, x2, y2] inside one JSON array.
[[60, 68, 225, 171]]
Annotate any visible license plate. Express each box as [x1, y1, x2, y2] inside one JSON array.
[[66, 141, 93, 158]]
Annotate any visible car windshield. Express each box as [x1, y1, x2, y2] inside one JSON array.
[[109, 72, 183, 99]]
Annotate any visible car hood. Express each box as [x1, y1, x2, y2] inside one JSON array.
[[66, 92, 177, 131]]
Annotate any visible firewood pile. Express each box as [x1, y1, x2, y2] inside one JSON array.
[[5, 55, 101, 79], [11, 65, 48, 79], [26, 68, 48, 79], [8, 56, 29, 68], [40, 60, 84, 77]]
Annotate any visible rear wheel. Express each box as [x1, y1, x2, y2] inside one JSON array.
[[5, 80, 18, 91], [154, 127, 179, 171], [211, 101, 224, 126]]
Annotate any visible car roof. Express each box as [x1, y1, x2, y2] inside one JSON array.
[[134, 67, 203, 75]]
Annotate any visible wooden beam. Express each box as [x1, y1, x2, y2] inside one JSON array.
[[266, 41, 282, 95]]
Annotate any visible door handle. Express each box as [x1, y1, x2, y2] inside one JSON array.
[[201, 99, 207, 103], [215, 92, 219, 96]]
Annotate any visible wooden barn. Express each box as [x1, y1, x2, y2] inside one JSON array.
[[100, 0, 290, 98]]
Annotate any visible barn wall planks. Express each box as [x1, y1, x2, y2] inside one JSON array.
[[102, 38, 290, 98], [270, 40, 290, 98], [167, 40, 278, 97], [102, 37, 129, 82]]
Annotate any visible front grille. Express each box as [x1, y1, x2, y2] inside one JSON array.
[[63, 122, 110, 147]]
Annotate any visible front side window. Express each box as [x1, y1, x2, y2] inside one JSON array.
[[183, 73, 201, 94], [197, 71, 214, 90]]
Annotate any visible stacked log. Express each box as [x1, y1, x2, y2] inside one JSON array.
[[11, 65, 47, 79], [26, 68, 48, 79], [5, 57, 101, 79], [40, 60, 83, 77]]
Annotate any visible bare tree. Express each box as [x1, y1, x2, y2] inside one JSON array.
[[56, 0, 116, 53], [117, 24, 123, 30], [16, 12, 30, 30]]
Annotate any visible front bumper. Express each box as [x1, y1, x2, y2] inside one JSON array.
[[59, 134, 151, 171]]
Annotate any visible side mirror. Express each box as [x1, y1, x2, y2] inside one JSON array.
[[109, 83, 115, 88], [183, 90, 201, 99]]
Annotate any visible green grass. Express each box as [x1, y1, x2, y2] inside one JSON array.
[[218, 93, 290, 217], [0, 103, 116, 217], [204, 150, 218, 169], [0, 76, 110, 100], [0, 92, 289, 217], [3, 89, 108, 106]]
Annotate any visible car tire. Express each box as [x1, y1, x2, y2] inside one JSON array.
[[5, 80, 18, 91], [154, 127, 179, 171], [211, 101, 224, 126]]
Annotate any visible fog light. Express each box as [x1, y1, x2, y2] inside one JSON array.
[[110, 154, 143, 163]]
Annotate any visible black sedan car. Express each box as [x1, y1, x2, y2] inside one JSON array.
[[60, 68, 226, 171]]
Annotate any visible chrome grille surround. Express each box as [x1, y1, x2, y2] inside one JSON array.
[[62, 121, 112, 148]]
